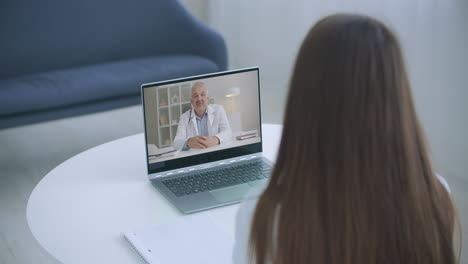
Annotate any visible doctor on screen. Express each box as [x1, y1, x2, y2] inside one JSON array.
[[173, 82, 232, 151]]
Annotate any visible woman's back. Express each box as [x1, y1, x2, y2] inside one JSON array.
[[237, 14, 458, 264]]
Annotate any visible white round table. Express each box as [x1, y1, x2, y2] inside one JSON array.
[[27, 124, 282, 264]]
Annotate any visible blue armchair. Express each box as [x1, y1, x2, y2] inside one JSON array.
[[0, 0, 227, 129]]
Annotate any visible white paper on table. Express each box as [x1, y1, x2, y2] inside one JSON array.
[[123, 212, 234, 264]]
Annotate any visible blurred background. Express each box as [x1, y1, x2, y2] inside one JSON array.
[[1, 0, 467, 263]]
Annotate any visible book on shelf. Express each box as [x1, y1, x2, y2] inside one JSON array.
[[236, 129, 258, 140], [147, 145, 178, 159]]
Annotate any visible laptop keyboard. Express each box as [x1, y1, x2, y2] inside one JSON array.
[[162, 161, 272, 197]]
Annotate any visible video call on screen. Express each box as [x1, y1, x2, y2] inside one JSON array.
[[143, 69, 262, 166]]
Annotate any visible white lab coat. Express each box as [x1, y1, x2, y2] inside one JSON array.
[[173, 104, 232, 150]]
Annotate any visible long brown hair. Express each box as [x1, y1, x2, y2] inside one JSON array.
[[249, 14, 458, 264]]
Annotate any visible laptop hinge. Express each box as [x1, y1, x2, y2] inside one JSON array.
[[148, 153, 262, 180]]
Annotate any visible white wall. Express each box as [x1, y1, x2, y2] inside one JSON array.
[[180, 0, 468, 180], [200, 0, 468, 182], [197, 70, 261, 133]]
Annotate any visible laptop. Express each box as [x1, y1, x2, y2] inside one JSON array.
[[141, 67, 273, 214]]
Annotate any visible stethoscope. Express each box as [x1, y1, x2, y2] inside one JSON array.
[[188, 106, 208, 125], [188, 107, 193, 124]]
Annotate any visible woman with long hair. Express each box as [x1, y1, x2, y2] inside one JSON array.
[[233, 14, 459, 264]]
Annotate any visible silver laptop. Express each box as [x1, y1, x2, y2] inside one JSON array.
[[141, 67, 272, 214]]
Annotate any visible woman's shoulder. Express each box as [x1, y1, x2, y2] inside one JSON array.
[[232, 188, 263, 264], [236, 187, 263, 228], [436, 173, 451, 194], [237, 189, 262, 217]]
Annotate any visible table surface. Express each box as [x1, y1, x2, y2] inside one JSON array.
[[27, 124, 282, 264]]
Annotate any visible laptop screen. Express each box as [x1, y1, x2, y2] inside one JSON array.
[[141, 68, 262, 174]]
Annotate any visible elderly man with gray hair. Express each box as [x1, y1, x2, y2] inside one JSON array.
[[173, 82, 232, 151]]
